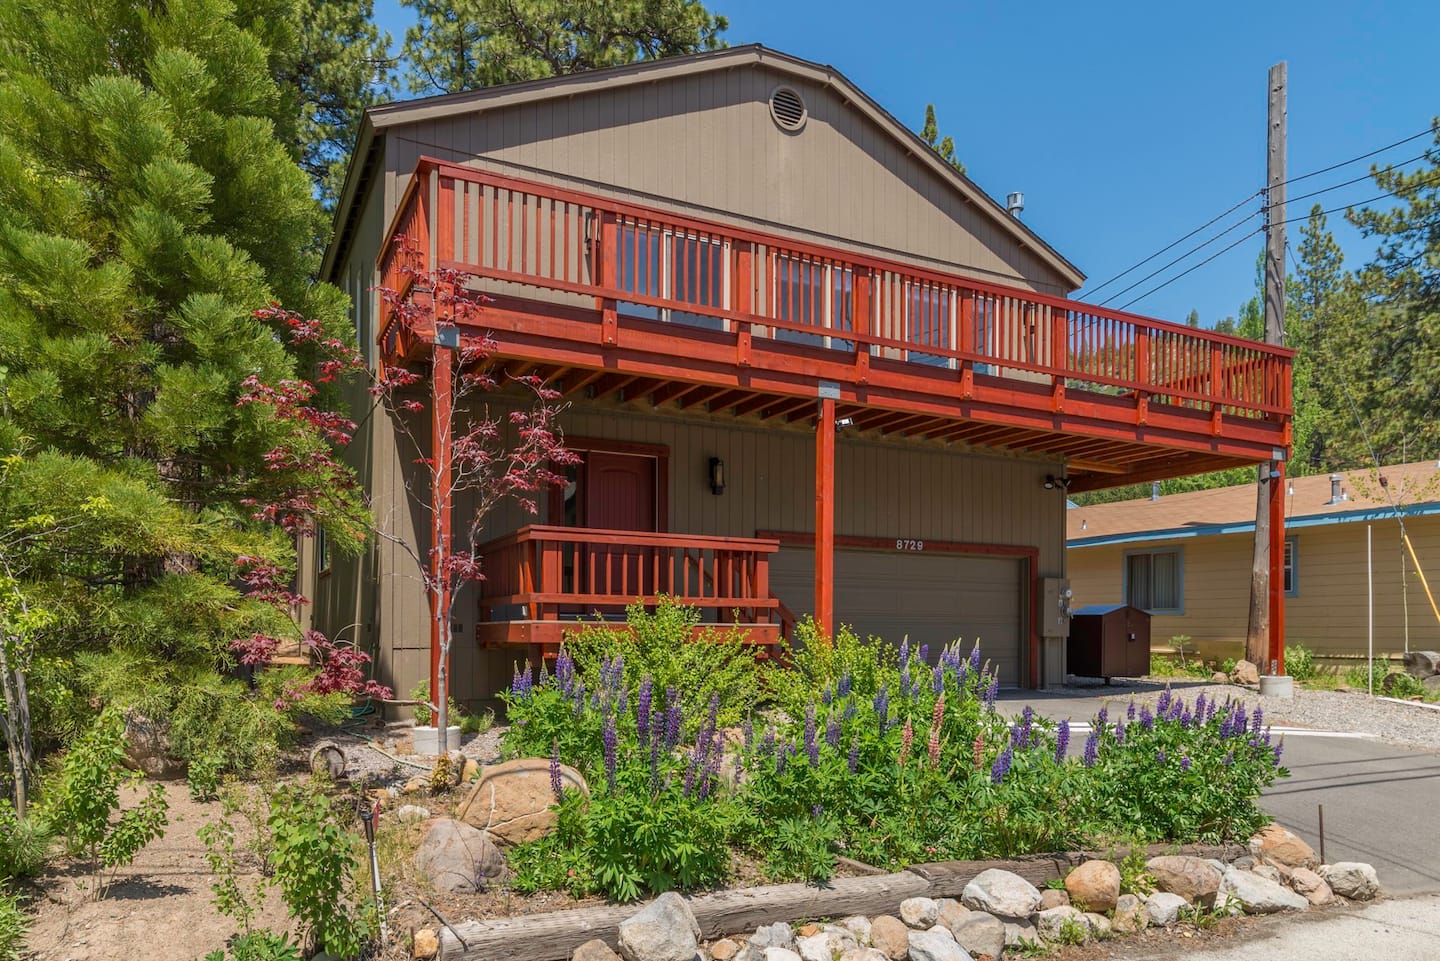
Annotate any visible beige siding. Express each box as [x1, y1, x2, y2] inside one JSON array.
[[381, 66, 1070, 296], [1067, 516, 1440, 664]]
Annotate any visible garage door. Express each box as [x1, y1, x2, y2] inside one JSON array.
[[769, 548, 1025, 687]]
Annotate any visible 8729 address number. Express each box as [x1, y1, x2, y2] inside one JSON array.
[[895, 538, 924, 552]]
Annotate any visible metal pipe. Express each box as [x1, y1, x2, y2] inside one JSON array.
[[1368, 525, 1374, 698], [1318, 803, 1326, 865], [359, 800, 388, 946]]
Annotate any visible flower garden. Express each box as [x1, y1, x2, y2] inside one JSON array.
[[498, 601, 1289, 903]]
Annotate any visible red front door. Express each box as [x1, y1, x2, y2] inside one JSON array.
[[581, 452, 658, 601]]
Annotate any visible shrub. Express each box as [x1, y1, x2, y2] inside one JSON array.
[[1285, 644, 1318, 682], [202, 930, 303, 961], [0, 800, 50, 881], [460, 708, 494, 736], [188, 751, 224, 802], [266, 784, 374, 957], [1344, 657, 1392, 690], [0, 885, 24, 961], [409, 680, 463, 729], [1384, 672, 1425, 698]]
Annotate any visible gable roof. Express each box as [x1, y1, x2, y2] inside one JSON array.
[[1068, 461, 1440, 548], [322, 45, 1086, 287]]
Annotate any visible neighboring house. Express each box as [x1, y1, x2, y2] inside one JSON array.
[[305, 45, 1292, 711], [1067, 462, 1440, 665]]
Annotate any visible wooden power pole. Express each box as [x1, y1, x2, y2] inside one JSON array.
[[1245, 62, 1288, 672]]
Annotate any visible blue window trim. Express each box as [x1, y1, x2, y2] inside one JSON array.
[[1121, 546, 1184, 615]]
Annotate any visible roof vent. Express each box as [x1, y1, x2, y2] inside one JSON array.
[[1007, 192, 1025, 217], [1330, 473, 1343, 505], [769, 86, 807, 132]]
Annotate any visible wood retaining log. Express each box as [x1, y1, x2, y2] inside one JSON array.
[[437, 843, 1244, 960]]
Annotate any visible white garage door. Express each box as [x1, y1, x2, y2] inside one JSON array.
[[769, 547, 1025, 687]]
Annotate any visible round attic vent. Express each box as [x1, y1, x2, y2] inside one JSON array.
[[769, 86, 807, 132]]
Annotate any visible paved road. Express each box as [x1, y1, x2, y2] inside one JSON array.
[[999, 686, 1440, 895]]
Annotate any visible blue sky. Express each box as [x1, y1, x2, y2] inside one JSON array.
[[371, 1, 1435, 328]]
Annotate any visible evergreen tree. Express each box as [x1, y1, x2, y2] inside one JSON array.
[[0, 0, 369, 786], [400, 0, 728, 95], [920, 103, 966, 175], [1185, 308, 1201, 327]]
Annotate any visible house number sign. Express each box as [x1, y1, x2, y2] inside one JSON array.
[[895, 538, 925, 552]]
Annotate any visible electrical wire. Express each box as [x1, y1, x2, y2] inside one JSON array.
[[1271, 149, 1436, 210], [1097, 208, 1262, 307], [1278, 124, 1438, 188], [1116, 228, 1263, 311], [1272, 168, 1440, 227]]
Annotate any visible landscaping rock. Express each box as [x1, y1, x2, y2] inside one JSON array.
[[1248, 823, 1318, 870], [838, 916, 872, 945], [1288, 867, 1335, 906], [763, 951, 802, 961], [1083, 912, 1112, 940], [1111, 894, 1146, 935], [1144, 892, 1188, 926], [749, 923, 796, 952], [946, 912, 1003, 960], [1219, 867, 1309, 914], [1038, 888, 1070, 910], [403, 776, 431, 794], [933, 900, 967, 934], [1231, 659, 1260, 685], [1321, 861, 1381, 900], [868, 916, 909, 961], [1402, 650, 1440, 678], [454, 757, 588, 846], [797, 925, 820, 938], [900, 897, 940, 929], [1064, 859, 1120, 912], [617, 892, 701, 961], [961, 869, 1042, 919], [462, 757, 480, 781], [1425, 675, 1440, 696], [412, 928, 439, 960], [413, 818, 506, 894], [905, 928, 970, 961], [1146, 855, 1221, 906], [395, 804, 431, 825], [838, 950, 888, 961], [1251, 863, 1284, 884], [574, 940, 622, 961], [1035, 906, 1087, 943], [1211, 671, 1229, 684], [1002, 920, 1042, 950], [797, 929, 855, 961], [121, 710, 186, 780]]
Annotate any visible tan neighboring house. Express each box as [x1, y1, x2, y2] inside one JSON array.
[[302, 45, 1292, 713], [1067, 462, 1440, 665]]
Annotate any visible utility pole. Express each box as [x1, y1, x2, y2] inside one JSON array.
[[1245, 62, 1289, 685]]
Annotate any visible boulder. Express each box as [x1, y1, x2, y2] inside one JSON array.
[[574, 940, 622, 961], [838, 916, 872, 945], [1001, 920, 1041, 950], [946, 912, 1003, 961], [1211, 671, 1229, 684], [121, 711, 186, 780], [1112, 894, 1147, 935], [395, 804, 431, 825], [838, 951, 888, 961], [1038, 889, 1070, 910], [1321, 862, 1381, 901], [1144, 892, 1188, 926], [412, 928, 439, 960], [1425, 675, 1440, 696], [749, 923, 796, 952], [1082, 913, 1112, 940], [1251, 863, 1284, 884], [933, 900, 967, 935], [454, 757, 588, 846], [961, 869, 1042, 919], [1249, 823, 1319, 870], [1231, 659, 1260, 685], [900, 897, 939, 929], [1146, 855, 1222, 906], [1402, 650, 1440, 678], [797, 929, 855, 961], [905, 928, 970, 961], [1034, 906, 1087, 944], [710, 942, 740, 961], [868, 916, 909, 961], [413, 818, 506, 894], [1064, 860, 1120, 912], [1219, 867, 1308, 914], [1288, 867, 1335, 906], [617, 892, 701, 961]]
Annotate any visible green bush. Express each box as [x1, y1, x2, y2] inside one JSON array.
[[1344, 657, 1392, 690], [202, 930, 303, 961], [408, 680, 463, 728], [0, 885, 24, 961], [266, 784, 373, 957], [0, 801, 51, 881], [188, 752, 224, 803], [1384, 672, 1425, 698], [1285, 644, 1318, 682]]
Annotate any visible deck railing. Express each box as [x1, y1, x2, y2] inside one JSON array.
[[474, 525, 782, 644], [379, 159, 1292, 420]]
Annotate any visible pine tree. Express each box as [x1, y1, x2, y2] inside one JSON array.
[[920, 103, 966, 175], [400, 0, 728, 95]]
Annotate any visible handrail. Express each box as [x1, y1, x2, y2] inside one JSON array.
[[476, 525, 780, 555], [379, 158, 1294, 420]]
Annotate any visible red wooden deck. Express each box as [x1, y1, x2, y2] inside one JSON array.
[[378, 158, 1293, 493]]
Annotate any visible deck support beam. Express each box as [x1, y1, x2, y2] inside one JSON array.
[[1267, 460, 1286, 675], [815, 397, 836, 641]]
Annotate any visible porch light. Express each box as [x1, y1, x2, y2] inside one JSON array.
[[709, 457, 726, 495], [835, 416, 855, 430], [1044, 474, 1071, 491]]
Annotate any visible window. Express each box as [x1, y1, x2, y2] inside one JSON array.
[[614, 224, 728, 330], [1124, 548, 1182, 614], [1284, 537, 1298, 596]]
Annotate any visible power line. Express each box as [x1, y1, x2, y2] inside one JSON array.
[[1274, 168, 1440, 227], [1269, 149, 1435, 210], [1279, 124, 1438, 188], [1097, 209, 1261, 307], [1116, 227, 1263, 312]]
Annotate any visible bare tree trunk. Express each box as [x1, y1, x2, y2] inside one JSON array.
[[0, 636, 33, 816], [1245, 466, 1269, 666]]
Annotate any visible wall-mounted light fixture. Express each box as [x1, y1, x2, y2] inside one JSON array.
[[708, 457, 726, 496], [1043, 474, 1072, 491], [835, 416, 855, 431]]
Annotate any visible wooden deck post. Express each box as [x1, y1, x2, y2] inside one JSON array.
[[1267, 461, 1286, 675], [815, 398, 836, 641], [429, 333, 453, 714]]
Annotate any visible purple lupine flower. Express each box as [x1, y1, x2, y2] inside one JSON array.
[[590, 691, 601, 712], [1126, 700, 1137, 721], [843, 698, 857, 721], [1230, 705, 1248, 737], [775, 741, 791, 776], [573, 679, 586, 716], [1261, 727, 1272, 746], [991, 745, 1013, 784], [602, 709, 618, 793], [918, 644, 929, 666], [933, 662, 945, 695], [1139, 705, 1155, 731], [683, 749, 698, 798], [705, 692, 720, 735], [1224, 750, 1235, 767], [900, 662, 912, 699], [556, 647, 576, 697], [511, 663, 523, 694], [1166, 698, 1184, 722], [1194, 693, 1207, 721], [664, 687, 682, 749], [1156, 748, 1167, 765], [1252, 705, 1265, 733], [812, 803, 824, 818], [838, 673, 852, 698], [549, 740, 563, 801], [1096, 706, 1109, 728], [1205, 697, 1219, 723], [898, 637, 910, 668], [1157, 686, 1172, 715], [873, 684, 890, 728], [636, 677, 654, 747], [760, 724, 777, 757], [804, 702, 819, 765], [848, 736, 860, 774], [1082, 729, 1100, 767], [826, 716, 841, 749], [1180, 707, 1193, 729], [984, 675, 1000, 711], [1055, 720, 1071, 762], [1180, 755, 1192, 771], [821, 685, 833, 706], [969, 643, 982, 673], [1273, 739, 1285, 766], [649, 707, 665, 791], [742, 717, 754, 751], [1114, 720, 1126, 744]]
